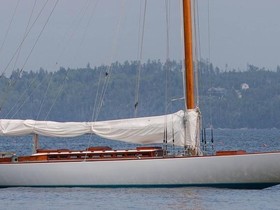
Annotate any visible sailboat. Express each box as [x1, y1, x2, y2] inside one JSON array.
[[0, 0, 280, 189]]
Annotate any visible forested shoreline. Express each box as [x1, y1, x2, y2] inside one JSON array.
[[1, 60, 280, 129]]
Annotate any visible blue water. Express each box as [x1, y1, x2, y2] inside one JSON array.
[[0, 129, 280, 210]]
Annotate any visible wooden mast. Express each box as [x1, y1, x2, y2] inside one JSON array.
[[182, 0, 195, 109], [182, 0, 199, 155]]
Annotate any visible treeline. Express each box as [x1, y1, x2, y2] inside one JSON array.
[[0, 60, 280, 129]]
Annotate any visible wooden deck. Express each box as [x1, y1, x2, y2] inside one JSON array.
[[0, 146, 164, 163]]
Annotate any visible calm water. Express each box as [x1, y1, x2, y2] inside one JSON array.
[[0, 129, 280, 210]]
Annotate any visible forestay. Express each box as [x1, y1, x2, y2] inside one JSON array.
[[0, 110, 199, 147]]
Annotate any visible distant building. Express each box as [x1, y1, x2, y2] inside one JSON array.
[[241, 83, 249, 90]]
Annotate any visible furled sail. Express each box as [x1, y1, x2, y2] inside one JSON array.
[[0, 109, 199, 147]]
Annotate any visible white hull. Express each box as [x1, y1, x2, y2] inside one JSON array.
[[0, 152, 280, 189]]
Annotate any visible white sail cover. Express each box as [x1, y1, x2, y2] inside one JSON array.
[[0, 109, 199, 147]]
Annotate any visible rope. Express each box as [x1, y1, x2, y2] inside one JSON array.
[[165, 0, 170, 62], [163, 0, 170, 152], [0, 0, 20, 57], [37, 0, 95, 121], [8, 77, 44, 119], [0, 0, 49, 77], [8, 0, 62, 120], [179, 0, 186, 109], [19, 0, 59, 74], [91, 66, 104, 121], [12, 0, 38, 73], [86, 0, 126, 160], [0, 0, 44, 116], [207, 0, 214, 128], [134, 0, 147, 117], [36, 0, 95, 120], [0, 0, 59, 116], [195, 0, 202, 61], [44, 70, 68, 121], [0, 79, 15, 116], [80, 0, 102, 160], [54, 0, 92, 65], [3, 69, 53, 119], [93, 66, 111, 121], [94, 0, 127, 121], [164, 0, 170, 114], [36, 74, 53, 120], [137, 0, 143, 60], [193, 0, 201, 107], [78, 1, 99, 54]]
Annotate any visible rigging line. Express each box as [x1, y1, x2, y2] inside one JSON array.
[[0, 0, 20, 57], [137, 0, 143, 59], [40, 1, 92, 124], [9, 77, 44, 119], [62, 0, 96, 66], [0, 1, 38, 114], [94, 0, 127, 121], [91, 19, 120, 119], [90, 1, 108, 120], [207, 0, 213, 128], [3, 78, 29, 118], [194, 0, 202, 107], [93, 65, 111, 121], [0, 78, 14, 115], [207, 0, 211, 63], [134, 0, 143, 117], [0, 0, 37, 111], [179, 0, 186, 109], [71, 0, 100, 117], [192, 0, 198, 104], [3, 73, 47, 119], [43, 70, 69, 121], [91, 67, 104, 121], [164, 0, 170, 114], [172, 114, 175, 154], [12, 0, 38, 73], [28, 1, 79, 121], [53, 0, 91, 65], [163, 0, 170, 147], [23, 1, 51, 121], [42, 0, 98, 121], [94, 71, 112, 121], [87, 1, 104, 122], [0, 0, 49, 77], [34, 1, 92, 126], [0, 1, 48, 116], [81, 0, 102, 158], [36, 73, 53, 120], [194, 0, 202, 63], [134, 0, 147, 117], [19, 0, 60, 75], [165, 0, 170, 62], [85, 0, 104, 153], [192, 0, 200, 107], [194, 2, 204, 154], [77, 0, 99, 57]]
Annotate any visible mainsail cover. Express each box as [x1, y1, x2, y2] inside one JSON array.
[[0, 109, 199, 147]]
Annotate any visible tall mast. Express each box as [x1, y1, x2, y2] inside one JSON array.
[[182, 0, 195, 109]]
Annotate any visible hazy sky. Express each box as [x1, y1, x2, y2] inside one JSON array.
[[0, 0, 280, 75]]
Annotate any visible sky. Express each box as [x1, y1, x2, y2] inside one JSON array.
[[0, 0, 280, 75]]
